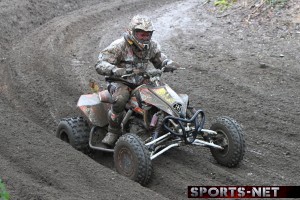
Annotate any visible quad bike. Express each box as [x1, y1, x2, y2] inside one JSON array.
[[56, 67, 245, 186]]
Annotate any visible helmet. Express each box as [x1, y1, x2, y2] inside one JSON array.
[[127, 15, 155, 51]]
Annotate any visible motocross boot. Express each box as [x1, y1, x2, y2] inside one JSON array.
[[102, 110, 124, 147]]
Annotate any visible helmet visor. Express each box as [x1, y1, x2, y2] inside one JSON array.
[[134, 30, 152, 43]]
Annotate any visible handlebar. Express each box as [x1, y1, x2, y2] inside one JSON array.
[[109, 66, 186, 87], [121, 73, 135, 78], [121, 68, 164, 79], [120, 66, 186, 79]]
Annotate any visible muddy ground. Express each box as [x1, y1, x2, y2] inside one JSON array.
[[0, 0, 299, 199]]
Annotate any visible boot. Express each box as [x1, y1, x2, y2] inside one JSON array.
[[102, 110, 124, 146], [101, 132, 119, 147]]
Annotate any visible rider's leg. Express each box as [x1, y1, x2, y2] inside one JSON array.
[[102, 83, 129, 146]]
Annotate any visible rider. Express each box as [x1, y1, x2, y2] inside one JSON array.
[[95, 14, 179, 146]]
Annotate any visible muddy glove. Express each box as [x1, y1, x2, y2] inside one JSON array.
[[132, 68, 145, 76], [146, 68, 162, 77], [112, 68, 127, 77], [162, 59, 179, 72]]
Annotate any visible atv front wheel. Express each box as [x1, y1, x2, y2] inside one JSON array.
[[56, 117, 90, 152], [210, 116, 245, 167], [114, 133, 152, 186]]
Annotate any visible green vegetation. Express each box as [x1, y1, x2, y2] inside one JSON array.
[[265, 0, 288, 7], [214, 0, 288, 10], [0, 179, 10, 200], [214, 0, 236, 10]]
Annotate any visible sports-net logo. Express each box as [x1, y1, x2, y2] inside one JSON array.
[[187, 186, 300, 198]]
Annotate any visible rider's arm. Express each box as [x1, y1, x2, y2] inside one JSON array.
[[150, 40, 179, 72], [95, 39, 123, 76], [149, 40, 166, 69]]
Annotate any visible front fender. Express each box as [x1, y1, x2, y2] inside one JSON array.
[[179, 93, 189, 115], [179, 94, 188, 107]]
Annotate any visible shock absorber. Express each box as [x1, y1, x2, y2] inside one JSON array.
[[149, 111, 164, 151], [150, 111, 164, 133], [121, 109, 133, 132]]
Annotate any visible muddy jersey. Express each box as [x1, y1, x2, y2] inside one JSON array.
[[95, 36, 167, 84]]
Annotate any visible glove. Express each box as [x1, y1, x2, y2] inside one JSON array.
[[132, 68, 145, 76], [162, 59, 179, 72], [146, 68, 162, 77], [164, 65, 178, 72], [112, 68, 127, 76]]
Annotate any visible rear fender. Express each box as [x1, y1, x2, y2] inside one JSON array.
[[99, 90, 113, 103], [77, 93, 110, 127]]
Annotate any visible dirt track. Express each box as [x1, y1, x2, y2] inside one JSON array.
[[0, 0, 300, 199]]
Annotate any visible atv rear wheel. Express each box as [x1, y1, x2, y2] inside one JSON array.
[[114, 133, 152, 186], [210, 116, 245, 167], [56, 117, 90, 152]]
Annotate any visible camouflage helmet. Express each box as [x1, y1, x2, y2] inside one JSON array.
[[129, 15, 155, 32], [128, 15, 155, 51]]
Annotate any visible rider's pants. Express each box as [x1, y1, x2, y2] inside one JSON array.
[[108, 82, 130, 134]]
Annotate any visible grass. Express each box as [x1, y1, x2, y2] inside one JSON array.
[[214, 0, 237, 10], [265, 0, 288, 7], [214, 0, 288, 10], [0, 179, 10, 200]]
